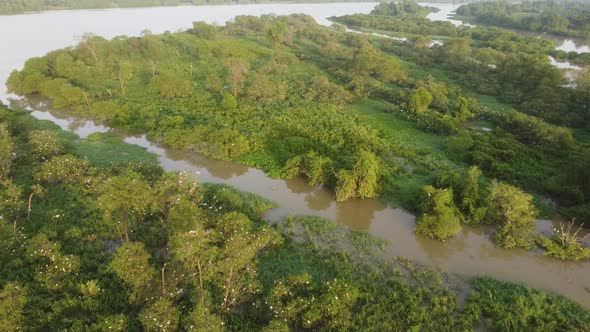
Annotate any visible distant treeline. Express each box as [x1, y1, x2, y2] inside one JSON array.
[[0, 0, 178, 14], [456, 0, 590, 39], [0, 0, 373, 15]]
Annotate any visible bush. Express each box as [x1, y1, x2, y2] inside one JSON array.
[[536, 221, 590, 261], [486, 181, 538, 249], [415, 185, 463, 241]]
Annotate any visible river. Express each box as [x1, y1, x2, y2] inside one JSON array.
[[1, 2, 589, 307]]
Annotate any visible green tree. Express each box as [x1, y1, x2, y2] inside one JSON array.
[[408, 87, 433, 114], [28, 130, 64, 161], [305, 152, 332, 186], [117, 61, 133, 95], [288, 151, 333, 187], [34, 155, 91, 185], [152, 172, 202, 223], [486, 181, 538, 249], [419, 77, 448, 110], [0, 179, 23, 233], [455, 96, 475, 123], [26, 233, 80, 290], [79, 33, 99, 62], [349, 46, 404, 83], [335, 150, 381, 201], [265, 273, 359, 330], [0, 125, 12, 180], [214, 212, 279, 309], [575, 66, 590, 117], [415, 186, 463, 241], [0, 283, 26, 331], [442, 38, 471, 69], [97, 171, 153, 242], [26, 184, 46, 222], [246, 73, 287, 102], [184, 301, 224, 332], [169, 225, 216, 297], [192, 21, 218, 40], [220, 93, 237, 110], [111, 241, 156, 304], [92, 315, 127, 332], [150, 74, 192, 98], [461, 166, 487, 224], [205, 128, 251, 160], [267, 21, 288, 47], [226, 59, 249, 97], [140, 298, 181, 332]]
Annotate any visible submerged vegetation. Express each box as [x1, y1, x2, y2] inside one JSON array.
[[1, 106, 590, 330]]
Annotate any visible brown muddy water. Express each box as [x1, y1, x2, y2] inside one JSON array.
[[1, 2, 589, 307]]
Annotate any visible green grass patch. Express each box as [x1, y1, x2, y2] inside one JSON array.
[[72, 132, 158, 168], [257, 238, 341, 291], [465, 277, 590, 331], [344, 98, 446, 152], [202, 183, 278, 220]]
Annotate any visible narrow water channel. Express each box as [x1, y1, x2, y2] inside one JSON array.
[[21, 102, 590, 308], [1, 2, 589, 307]]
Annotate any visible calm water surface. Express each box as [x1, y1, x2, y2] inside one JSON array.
[[2, 3, 590, 307]]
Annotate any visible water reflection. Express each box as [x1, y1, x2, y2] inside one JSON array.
[[555, 38, 590, 54], [421, 2, 467, 27], [303, 187, 332, 211], [549, 56, 583, 70], [335, 198, 385, 230], [415, 230, 468, 263], [285, 176, 315, 194]]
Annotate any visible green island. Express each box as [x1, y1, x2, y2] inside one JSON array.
[[2, 0, 590, 330], [454, 0, 590, 39], [1, 104, 590, 330], [332, 1, 590, 65]]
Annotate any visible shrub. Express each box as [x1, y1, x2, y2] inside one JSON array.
[[536, 221, 590, 261], [487, 181, 538, 249], [415, 185, 463, 240]]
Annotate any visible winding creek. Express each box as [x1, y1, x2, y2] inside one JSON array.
[[1, 2, 590, 307]]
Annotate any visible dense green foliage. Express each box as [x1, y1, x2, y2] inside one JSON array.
[[456, 0, 590, 39], [370, 0, 435, 18], [7, 15, 407, 204], [487, 181, 538, 249], [331, 3, 590, 231], [8, 6, 590, 257], [415, 185, 462, 240], [3, 106, 589, 330], [466, 277, 590, 331]]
